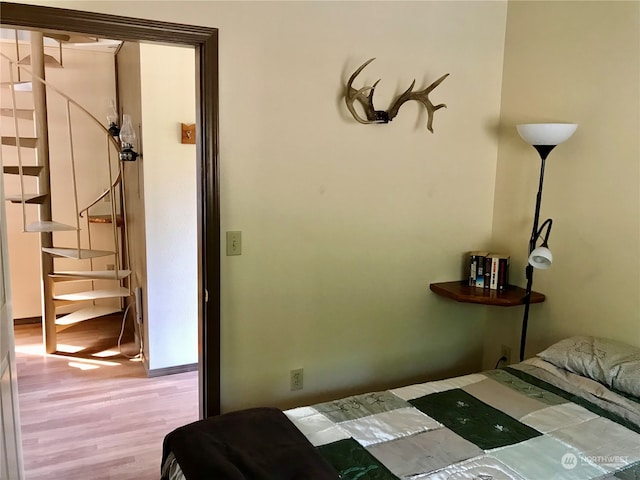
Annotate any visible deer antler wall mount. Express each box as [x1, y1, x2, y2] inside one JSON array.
[[345, 58, 449, 133]]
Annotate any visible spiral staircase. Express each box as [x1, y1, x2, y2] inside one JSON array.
[[1, 30, 131, 354]]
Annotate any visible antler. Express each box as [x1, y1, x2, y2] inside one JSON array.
[[345, 58, 388, 124], [344, 58, 449, 132], [387, 73, 449, 133]]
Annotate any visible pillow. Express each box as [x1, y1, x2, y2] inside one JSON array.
[[537, 335, 640, 398]]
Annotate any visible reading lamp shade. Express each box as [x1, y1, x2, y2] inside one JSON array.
[[517, 123, 577, 146], [529, 246, 553, 269]]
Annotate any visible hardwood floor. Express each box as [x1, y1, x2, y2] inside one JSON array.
[[14, 314, 198, 480]]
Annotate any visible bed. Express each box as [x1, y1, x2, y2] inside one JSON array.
[[161, 336, 640, 479]]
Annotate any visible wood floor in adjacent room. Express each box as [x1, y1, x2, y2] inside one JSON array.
[[14, 314, 198, 480]]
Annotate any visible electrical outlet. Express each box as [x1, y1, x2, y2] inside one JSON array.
[[290, 368, 303, 391], [501, 344, 512, 365]]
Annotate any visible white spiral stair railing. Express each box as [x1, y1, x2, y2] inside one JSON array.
[[1, 37, 132, 353]]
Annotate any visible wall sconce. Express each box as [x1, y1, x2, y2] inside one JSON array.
[[516, 122, 578, 361], [107, 100, 120, 137], [119, 114, 138, 162]]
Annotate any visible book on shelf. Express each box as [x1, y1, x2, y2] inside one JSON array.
[[489, 254, 500, 290], [468, 251, 510, 290], [483, 256, 492, 289], [468, 251, 488, 287], [497, 255, 510, 291]]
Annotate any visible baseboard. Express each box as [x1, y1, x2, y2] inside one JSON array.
[[14, 316, 42, 325], [146, 363, 198, 378]]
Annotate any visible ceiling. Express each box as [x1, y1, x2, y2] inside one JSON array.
[[0, 28, 122, 53]]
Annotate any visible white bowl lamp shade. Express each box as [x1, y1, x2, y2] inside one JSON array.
[[517, 123, 578, 146], [529, 246, 553, 269]]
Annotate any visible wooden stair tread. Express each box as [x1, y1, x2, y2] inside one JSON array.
[[50, 270, 131, 281], [26, 221, 76, 232], [18, 54, 62, 68], [42, 247, 114, 259], [3, 166, 43, 176], [5, 193, 48, 204], [1, 136, 38, 148], [88, 214, 123, 226], [0, 81, 33, 91], [54, 287, 130, 302], [0, 108, 34, 120], [55, 305, 122, 330], [42, 32, 98, 44]]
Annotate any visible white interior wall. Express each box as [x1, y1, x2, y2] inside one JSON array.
[[139, 43, 198, 371]]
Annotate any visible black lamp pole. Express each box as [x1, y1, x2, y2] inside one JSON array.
[[519, 145, 556, 362]]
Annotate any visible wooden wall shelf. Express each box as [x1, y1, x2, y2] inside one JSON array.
[[429, 281, 545, 307], [88, 214, 123, 227]]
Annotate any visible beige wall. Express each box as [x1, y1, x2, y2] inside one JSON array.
[[485, 0, 640, 368], [22, 0, 509, 410], [14, 0, 510, 411], [8, 0, 639, 410], [212, 1, 507, 410], [116, 41, 148, 359]]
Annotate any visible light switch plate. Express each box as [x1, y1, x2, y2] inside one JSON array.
[[226, 231, 242, 256]]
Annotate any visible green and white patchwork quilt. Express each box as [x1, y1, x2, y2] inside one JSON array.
[[285, 359, 640, 480]]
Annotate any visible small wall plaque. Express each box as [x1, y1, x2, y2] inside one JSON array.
[[181, 123, 196, 144]]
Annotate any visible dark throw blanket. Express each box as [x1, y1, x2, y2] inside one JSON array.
[[162, 407, 339, 480]]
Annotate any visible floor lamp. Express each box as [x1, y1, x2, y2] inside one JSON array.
[[516, 123, 578, 361]]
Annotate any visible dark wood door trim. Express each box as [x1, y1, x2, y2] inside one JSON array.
[[0, 1, 221, 417]]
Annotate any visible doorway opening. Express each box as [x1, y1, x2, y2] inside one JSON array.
[[0, 2, 220, 476]]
